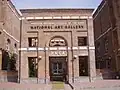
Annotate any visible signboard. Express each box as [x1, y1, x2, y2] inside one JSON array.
[[30, 20, 87, 30], [49, 51, 67, 56]]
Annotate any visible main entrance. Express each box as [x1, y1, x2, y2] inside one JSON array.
[[49, 57, 67, 81]]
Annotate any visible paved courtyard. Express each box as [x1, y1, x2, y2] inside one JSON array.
[[73, 80, 120, 90], [0, 80, 120, 90]]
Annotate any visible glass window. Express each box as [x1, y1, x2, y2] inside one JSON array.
[[79, 56, 88, 76], [28, 37, 38, 47], [49, 37, 67, 47], [104, 38, 108, 53], [113, 30, 119, 49], [28, 57, 38, 77], [96, 42, 100, 55], [78, 37, 87, 46]]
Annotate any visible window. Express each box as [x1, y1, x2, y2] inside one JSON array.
[[14, 43, 17, 53], [79, 56, 88, 76], [104, 38, 108, 53], [113, 30, 119, 49], [28, 57, 38, 77], [14, 43, 17, 48], [2, 50, 9, 70], [28, 37, 38, 47], [106, 59, 111, 69], [78, 37, 87, 46], [96, 42, 100, 55], [6, 39, 11, 51], [49, 37, 67, 47], [7, 39, 11, 44], [2, 50, 17, 71]]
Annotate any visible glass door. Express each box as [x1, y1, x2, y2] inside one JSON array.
[[52, 62, 63, 75]]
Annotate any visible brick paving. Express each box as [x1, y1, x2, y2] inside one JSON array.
[[0, 80, 120, 90], [0, 82, 52, 90], [73, 80, 120, 90]]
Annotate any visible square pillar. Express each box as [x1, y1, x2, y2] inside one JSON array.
[[20, 52, 29, 83], [0, 50, 2, 70], [88, 18, 96, 82], [89, 49, 96, 82]]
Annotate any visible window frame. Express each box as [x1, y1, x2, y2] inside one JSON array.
[[78, 37, 87, 46], [28, 37, 38, 47]]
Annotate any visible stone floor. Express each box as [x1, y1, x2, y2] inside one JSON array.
[[73, 80, 120, 90], [0, 80, 120, 90]]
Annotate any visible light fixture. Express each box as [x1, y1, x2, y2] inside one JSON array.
[[38, 56, 42, 60], [73, 55, 77, 59]]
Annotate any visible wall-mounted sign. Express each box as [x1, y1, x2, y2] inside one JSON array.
[[49, 51, 67, 56], [30, 25, 84, 30], [30, 20, 87, 30]]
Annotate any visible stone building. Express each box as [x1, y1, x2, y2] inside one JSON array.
[[93, 0, 120, 79], [0, 0, 96, 84], [0, 0, 20, 82], [19, 9, 96, 84]]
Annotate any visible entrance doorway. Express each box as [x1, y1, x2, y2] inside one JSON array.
[[49, 57, 67, 81]]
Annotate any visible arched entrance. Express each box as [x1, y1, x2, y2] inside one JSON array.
[[49, 36, 68, 82]]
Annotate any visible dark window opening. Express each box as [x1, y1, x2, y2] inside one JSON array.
[[2, 50, 17, 71], [96, 42, 100, 55], [7, 39, 11, 44], [78, 37, 87, 46], [54, 44, 61, 46], [0, 31, 2, 35], [2, 50, 9, 70], [61, 41, 64, 43], [14, 43, 17, 48], [56, 41, 59, 43], [79, 56, 88, 76], [104, 37, 109, 53], [113, 30, 119, 49], [28, 57, 38, 77], [28, 37, 38, 47]]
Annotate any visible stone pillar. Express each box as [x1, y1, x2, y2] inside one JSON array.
[[38, 51, 45, 83], [68, 51, 73, 83], [45, 50, 50, 83], [20, 52, 29, 83], [73, 53, 79, 77], [89, 49, 96, 82], [88, 18, 96, 82], [0, 50, 2, 70]]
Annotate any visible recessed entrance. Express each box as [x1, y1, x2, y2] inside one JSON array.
[[49, 57, 67, 81]]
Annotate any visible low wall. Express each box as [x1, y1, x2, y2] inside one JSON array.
[[0, 70, 18, 82], [20, 78, 50, 84]]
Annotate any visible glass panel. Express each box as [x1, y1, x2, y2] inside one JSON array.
[[28, 37, 38, 47], [52, 63, 57, 74], [52, 62, 63, 74], [79, 56, 88, 76], [58, 62, 62, 73], [28, 57, 37, 77], [78, 37, 87, 46], [58, 62, 62, 69]]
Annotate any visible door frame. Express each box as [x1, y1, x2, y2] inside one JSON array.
[[49, 57, 67, 81]]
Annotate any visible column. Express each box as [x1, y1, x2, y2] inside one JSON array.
[[20, 52, 29, 83], [0, 49, 2, 70], [88, 18, 96, 82]]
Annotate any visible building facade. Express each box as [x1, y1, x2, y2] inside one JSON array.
[[93, 0, 120, 79], [0, 0, 96, 84], [0, 0, 20, 82], [20, 9, 96, 84]]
